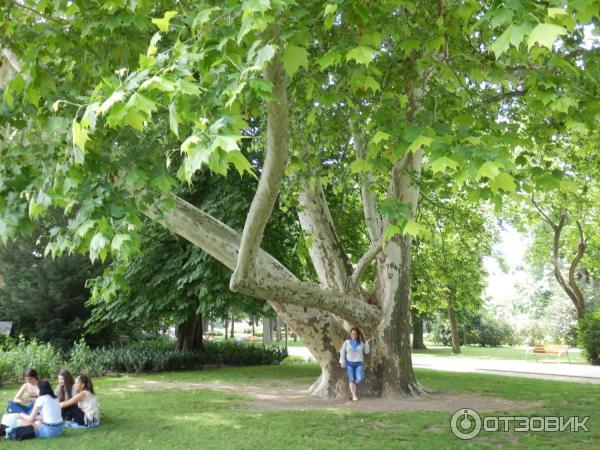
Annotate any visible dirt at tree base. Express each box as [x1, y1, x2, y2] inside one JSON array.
[[118, 380, 541, 413]]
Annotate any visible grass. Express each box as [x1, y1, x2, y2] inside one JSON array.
[[413, 344, 588, 363], [1, 361, 598, 449]]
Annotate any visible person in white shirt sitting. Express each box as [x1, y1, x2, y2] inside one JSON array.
[[18, 380, 64, 438]]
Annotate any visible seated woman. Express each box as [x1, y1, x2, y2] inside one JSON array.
[[54, 369, 76, 418], [7, 368, 39, 414], [18, 380, 64, 439], [59, 374, 100, 427]]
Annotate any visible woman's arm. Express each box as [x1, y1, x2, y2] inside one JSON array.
[[19, 404, 40, 424], [60, 391, 84, 408], [363, 340, 370, 354], [339, 340, 347, 367], [12, 384, 26, 403]]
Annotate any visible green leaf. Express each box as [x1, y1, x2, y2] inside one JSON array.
[[169, 101, 179, 137], [212, 135, 240, 152], [548, 7, 568, 18], [111, 234, 131, 253], [254, 44, 276, 70], [139, 76, 176, 92], [152, 11, 178, 32], [317, 51, 342, 70], [98, 90, 125, 115], [90, 233, 109, 263], [227, 151, 255, 177], [282, 45, 309, 77], [476, 161, 500, 180], [350, 159, 371, 174], [371, 131, 390, 145], [150, 174, 176, 193], [408, 135, 433, 153], [429, 156, 459, 174], [346, 46, 375, 65], [72, 120, 89, 151], [489, 171, 516, 193], [384, 224, 402, 242], [527, 23, 567, 50], [324, 4, 337, 16], [403, 220, 427, 238], [490, 24, 528, 58]]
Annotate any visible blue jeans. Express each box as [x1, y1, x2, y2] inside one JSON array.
[[7, 401, 33, 414], [36, 423, 64, 438], [345, 361, 364, 384]]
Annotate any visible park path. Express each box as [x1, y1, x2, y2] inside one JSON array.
[[287, 347, 600, 384]]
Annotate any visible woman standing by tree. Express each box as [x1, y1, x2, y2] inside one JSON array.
[[339, 328, 371, 401]]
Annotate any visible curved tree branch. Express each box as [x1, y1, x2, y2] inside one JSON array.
[[298, 178, 352, 291], [144, 195, 381, 326], [346, 239, 384, 292], [230, 56, 288, 289], [352, 129, 384, 243]]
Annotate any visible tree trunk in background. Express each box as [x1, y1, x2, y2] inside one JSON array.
[[201, 316, 208, 335], [263, 317, 272, 345], [447, 298, 461, 354], [411, 310, 427, 350], [275, 315, 282, 341], [230, 312, 235, 339], [175, 313, 204, 352], [224, 316, 229, 340]]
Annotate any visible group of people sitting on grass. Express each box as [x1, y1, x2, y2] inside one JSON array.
[[2, 368, 100, 439]]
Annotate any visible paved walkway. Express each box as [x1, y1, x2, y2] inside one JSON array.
[[287, 347, 600, 384]]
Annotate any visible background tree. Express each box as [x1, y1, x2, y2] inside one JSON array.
[[0, 217, 118, 349]]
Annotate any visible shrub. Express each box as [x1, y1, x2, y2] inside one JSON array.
[[473, 316, 515, 347], [1, 337, 287, 384], [578, 310, 600, 365], [0, 338, 64, 384]]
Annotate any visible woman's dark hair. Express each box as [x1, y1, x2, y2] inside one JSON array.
[[37, 380, 56, 398], [349, 328, 363, 342], [57, 369, 75, 402], [76, 374, 95, 394], [24, 368, 38, 380]]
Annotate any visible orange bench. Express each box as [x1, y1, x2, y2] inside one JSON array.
[[526, 345, 571, 363]]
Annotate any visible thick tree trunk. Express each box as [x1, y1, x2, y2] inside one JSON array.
[[230, 312, 235, 338], [224, 316, 229, 340], [175, 313, 204, 352], [275, 315, 282, 341], [412, 310, 427, 350], [447, 298, 461, 354], [263, 317, 272, 345]]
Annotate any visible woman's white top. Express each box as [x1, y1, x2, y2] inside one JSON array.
[[339, 339, 370, 365], [78, 391, 100, 425], [34, 395, 62, 425]]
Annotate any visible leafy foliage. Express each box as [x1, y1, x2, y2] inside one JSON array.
[[578, 310, 600, 365]]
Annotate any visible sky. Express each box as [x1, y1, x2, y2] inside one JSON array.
[[483, 225, 533, 310]]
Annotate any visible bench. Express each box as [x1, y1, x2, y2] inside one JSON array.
[[525, 345, 571, 363]]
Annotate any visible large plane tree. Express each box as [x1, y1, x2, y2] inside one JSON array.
[[1, 1, 598, 397]]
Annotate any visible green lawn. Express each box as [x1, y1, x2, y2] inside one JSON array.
[[413, 344, 588, 363], [1, 362, 598, 449]]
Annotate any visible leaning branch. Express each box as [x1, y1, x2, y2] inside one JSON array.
[[144, 195, 381, 327], [352, 129, 383, 243], [346, 239, 384, 292], [230, 56, 289, 289]]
